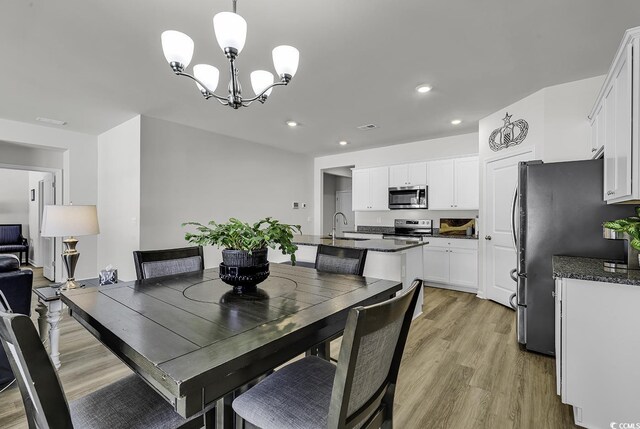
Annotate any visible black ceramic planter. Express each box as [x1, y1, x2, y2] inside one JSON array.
[[219, 248, 270, 299]]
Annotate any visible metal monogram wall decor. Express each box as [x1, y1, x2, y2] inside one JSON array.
[[488, 112, 529, 152]]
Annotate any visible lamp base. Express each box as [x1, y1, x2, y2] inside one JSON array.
[[58, 279, 83, 291]]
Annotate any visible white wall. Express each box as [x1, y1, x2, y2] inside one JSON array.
[[0, 118, 98, 281], [97, 116, 141, 281], [139, 116, 314, 268], [28, 171, 49, 266], [477, 75, 605, 298], [0, 169, 29, 259], [313, 133, 479, 234]]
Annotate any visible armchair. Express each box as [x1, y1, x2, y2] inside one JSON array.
[[0, 224, 29, 265], [0, 254, 33, 387]]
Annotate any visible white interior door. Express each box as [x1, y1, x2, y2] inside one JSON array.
[[484, 150, 533, 307], [336, 190, 354, 236], [40, 174, 55, 281]]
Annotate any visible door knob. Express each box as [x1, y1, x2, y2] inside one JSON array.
[[485, 235, 492, 240]]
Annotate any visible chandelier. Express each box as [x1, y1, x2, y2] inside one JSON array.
[[160, 0, 300, 109]]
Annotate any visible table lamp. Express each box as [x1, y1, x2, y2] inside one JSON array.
[[41, 205, 100, 291]]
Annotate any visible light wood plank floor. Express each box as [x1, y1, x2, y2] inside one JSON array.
[[0, 270, 576, 428]]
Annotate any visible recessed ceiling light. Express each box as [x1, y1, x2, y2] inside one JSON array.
[[36, 117, 67, 126], [416, 85, 432, 94], [451, 119, 462, 125], [286, 120, 298, 127], [339, 140, 348, 146]]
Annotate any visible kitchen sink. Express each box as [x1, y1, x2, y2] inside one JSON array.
[[320, 236, 370, 241]]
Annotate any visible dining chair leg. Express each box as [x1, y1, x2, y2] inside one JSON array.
[[215, 395, 235, 429]]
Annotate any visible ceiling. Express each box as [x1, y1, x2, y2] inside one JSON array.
[[1, 0, 639, 156]]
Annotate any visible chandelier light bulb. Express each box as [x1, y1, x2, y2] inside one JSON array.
[[161, 30, 195, 68], [213, 12, 247, 54], [250, 70, 275, 96], [193, 64, 220, 93], [273, 45, 299, 79]]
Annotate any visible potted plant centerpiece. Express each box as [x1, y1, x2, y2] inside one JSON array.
[[603, 207, 640, 268], [183, 217, 301, 296]]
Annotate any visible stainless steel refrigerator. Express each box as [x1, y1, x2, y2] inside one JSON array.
[[514, 158, 632, 355]]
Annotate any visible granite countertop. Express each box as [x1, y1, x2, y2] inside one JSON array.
[[343, 227, 479, 240], [292, 235, 426, 252], [553, 255, 640, 286]]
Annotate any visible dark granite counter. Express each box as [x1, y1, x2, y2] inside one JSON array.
[[553, 255, 640, 286], [292, 235, 426, 252], [343, 227, 478, 240]]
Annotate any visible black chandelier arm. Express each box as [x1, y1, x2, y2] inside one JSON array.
[[241, 80, 289, 104], [174, 71, 229, 103]]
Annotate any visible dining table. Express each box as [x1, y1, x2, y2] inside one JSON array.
[[60, 262, 403, 428]]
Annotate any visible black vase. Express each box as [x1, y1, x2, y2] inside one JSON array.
[[219, 248, 270, 298]]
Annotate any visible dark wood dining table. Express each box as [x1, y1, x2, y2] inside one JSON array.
[[61, 263, 402, 428]]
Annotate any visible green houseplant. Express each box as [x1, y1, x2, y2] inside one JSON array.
[[183, 217, 301, 296], [183, 217, 301, 264], [603, 207, 640, 251]]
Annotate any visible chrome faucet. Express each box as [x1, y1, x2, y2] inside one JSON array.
[[332, 211, 348, 238]]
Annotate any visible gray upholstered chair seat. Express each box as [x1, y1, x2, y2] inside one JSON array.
[[70, 374, 197, 429], [233, 356, 336, 429]]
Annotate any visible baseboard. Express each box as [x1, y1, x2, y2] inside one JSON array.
[[424, 282, 478, 295], [28, 259, 42, 268]]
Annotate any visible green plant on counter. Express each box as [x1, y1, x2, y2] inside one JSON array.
[[182, 217, 302, 263], [603, 207, 640, 250]]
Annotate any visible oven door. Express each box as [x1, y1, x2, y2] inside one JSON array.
[[388, 186, 427, 209]]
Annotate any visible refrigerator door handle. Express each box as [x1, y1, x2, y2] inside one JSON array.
[[509, 268, 518, 282], [510, 186, 518, 252]]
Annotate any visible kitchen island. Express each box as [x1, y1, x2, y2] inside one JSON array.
[[268, 235, 426, 317]]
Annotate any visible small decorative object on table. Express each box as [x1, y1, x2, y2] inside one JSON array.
[[603, 206, 640, 272], [98, 265, 118, 285], [183, 217, 301, 299]]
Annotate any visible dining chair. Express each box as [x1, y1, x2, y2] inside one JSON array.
[[315, 244, 368, 276], [309, 245, 369, 361], [133, 246, 204, 280], [232, 279, 422, 429], [0, 293, 204, 429]]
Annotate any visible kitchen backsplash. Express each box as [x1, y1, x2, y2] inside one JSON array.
[[355, 209, 478, 227]]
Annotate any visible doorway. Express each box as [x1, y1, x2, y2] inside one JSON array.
[[322, 168, 354, 236], [0, 167, 57, 280]]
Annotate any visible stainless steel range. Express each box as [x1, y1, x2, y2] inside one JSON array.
[[383, 219, 433, 241]]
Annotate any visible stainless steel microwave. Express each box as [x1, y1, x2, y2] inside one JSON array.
[[388, 186, 428, 209]]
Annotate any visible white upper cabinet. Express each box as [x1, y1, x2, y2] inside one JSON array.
[[352, 167, 389, 211], [427, 156, 479, 210], [591, 28, 639, 204], [389, 162, 427, 187], [427, 160, 455, 209]]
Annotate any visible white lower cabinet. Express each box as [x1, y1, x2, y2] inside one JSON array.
[[422, 238, 478, 292], [555, 277, 640, 428]]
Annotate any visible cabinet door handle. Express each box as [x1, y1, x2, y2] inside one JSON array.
[[607, 190, 615, 196], [591, 148, 597, 152], [485, 235, 492, 240]]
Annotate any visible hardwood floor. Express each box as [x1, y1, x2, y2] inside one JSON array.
[[0, 271, 576, 428]]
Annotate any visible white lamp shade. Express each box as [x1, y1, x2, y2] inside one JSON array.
[[250, 70, 274, 96], [41, 205, 100, 237], [161, 30, 195, 67], [193, 64, 220, 93], [272, 45, 299, 78], [213, 12, 247, 53]]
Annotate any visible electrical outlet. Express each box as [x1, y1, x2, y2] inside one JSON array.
[[376, 217, 382, 224], [292, 202, 299, 209], [301, 203, 307, 208]]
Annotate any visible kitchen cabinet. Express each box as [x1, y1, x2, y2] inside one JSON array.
[[389, 162, 427, 187], [422, 237, 478, 292], [555, 276, 640, 428], [351, 167, 389, 211], [590, 28, 638, 203], [427, 156, 479, 210]]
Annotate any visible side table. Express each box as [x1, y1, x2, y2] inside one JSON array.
[[33, 278, 100, 369]]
